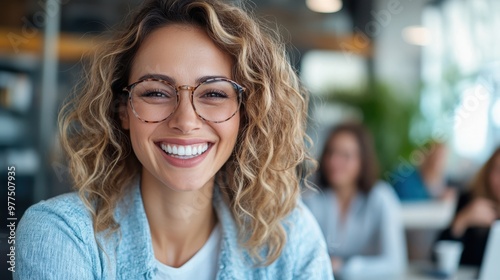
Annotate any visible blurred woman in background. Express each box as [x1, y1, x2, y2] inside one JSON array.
[[436, 146, 500, 266], [304, 123, 407, 279]]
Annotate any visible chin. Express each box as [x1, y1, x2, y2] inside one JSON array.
[[328, 178, 343, 186], [330, 179, 351, 188], [160, 174, 213, 193]]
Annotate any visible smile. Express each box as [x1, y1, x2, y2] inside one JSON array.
[[160, 142, 210, 159]]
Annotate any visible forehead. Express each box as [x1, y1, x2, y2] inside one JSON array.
[[129, 24, 233, 84], [330, 132, 357, 146]]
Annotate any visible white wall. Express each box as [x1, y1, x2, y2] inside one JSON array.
[[373, 0, 428, 99]]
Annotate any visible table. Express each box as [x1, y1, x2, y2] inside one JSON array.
[[401, 200, 456, 230], [406, 262, 478, 280]]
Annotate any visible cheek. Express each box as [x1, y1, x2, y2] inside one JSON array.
[[215, 115, 240, 154], [339, 158, 361, 181], [338, 158, 358, 173], [351, 159, 362, 175], [325, 158, 350, 181], [127, 113, 156, 158], [326, 157, 349, 173], [324, 157, 338, 173]]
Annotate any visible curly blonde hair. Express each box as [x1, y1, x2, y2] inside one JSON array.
[[59, 0, 312, 265]]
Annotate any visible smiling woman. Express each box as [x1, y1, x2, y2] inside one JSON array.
[[14, 0, 333, 279]]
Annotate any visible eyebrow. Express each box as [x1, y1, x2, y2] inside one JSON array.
[[136, 73, 230, 85]]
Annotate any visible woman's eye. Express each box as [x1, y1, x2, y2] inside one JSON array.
[[203, 91, 228, 98], [141, 91, 170, 98]]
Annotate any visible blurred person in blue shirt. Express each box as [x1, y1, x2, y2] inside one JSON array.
[[391, 141, 455, 202]]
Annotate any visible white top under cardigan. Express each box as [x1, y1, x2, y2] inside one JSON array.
[[303, 181, 407, 280], [154, 223, 222, 280]]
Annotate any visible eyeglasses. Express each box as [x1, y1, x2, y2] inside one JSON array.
[[123, 77, 245, 123]]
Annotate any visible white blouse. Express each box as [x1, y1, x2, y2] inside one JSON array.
[[154, 223, 222, 280], [303, 181, 407, 280]]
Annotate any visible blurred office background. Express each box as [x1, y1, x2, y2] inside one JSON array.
[[1, 0, 499, 279]]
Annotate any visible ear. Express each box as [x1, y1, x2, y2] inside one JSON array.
[[119, 102, 130, 130]]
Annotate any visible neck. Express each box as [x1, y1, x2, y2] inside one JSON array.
[[331, 183, 357, 219], [141, 170, 217, 267], [332, 183, 356, 201]]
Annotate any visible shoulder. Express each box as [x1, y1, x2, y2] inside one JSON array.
[[20, 191, 92, 225], [15, 192, 102, 278], [14, 190, 130, 279], [17, 192, 94, 247], [368, 181, 399, 202], [364, 181, 401, 211]]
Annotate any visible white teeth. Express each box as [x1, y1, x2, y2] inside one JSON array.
[[160, 142, 210, 157], [178, 146, 186, 156]]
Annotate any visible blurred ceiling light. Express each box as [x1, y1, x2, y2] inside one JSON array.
[[402, 26, 432, 46], [307, 0, 342, 13]]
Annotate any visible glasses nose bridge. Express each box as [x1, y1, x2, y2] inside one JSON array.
[[173, 85, 198, 118], [176, 85, 197, 95], [174, 85, 198, 105]]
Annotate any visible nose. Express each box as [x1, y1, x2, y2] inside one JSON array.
[[166, 89, 203, 133]]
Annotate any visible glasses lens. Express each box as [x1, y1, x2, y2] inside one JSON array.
[[193, 80, 241, 122], [130, 80, 177, 122]]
